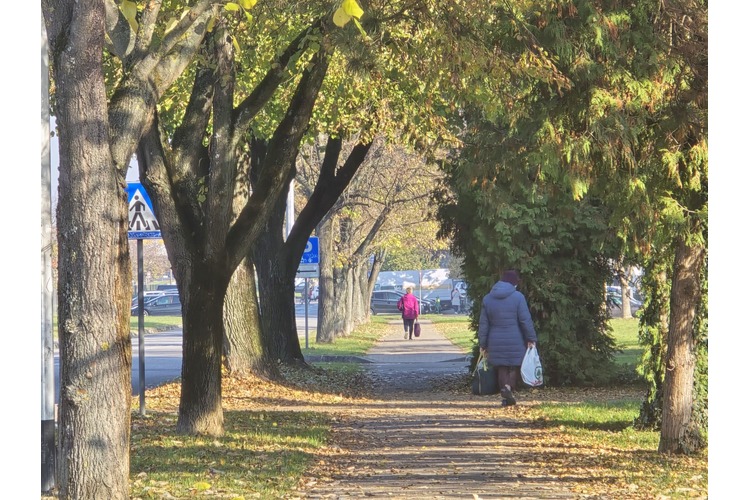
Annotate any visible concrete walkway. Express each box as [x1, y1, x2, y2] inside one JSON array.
[[363, 319, 469, 393], [298, 319, 575, 499]]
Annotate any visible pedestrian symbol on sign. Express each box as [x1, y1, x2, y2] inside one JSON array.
[[127, 183, 162, 239], [129, 194, 159, 231]]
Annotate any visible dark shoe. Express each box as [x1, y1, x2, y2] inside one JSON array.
[[501, 398, 516, 407], [500, 386, 516, 405]]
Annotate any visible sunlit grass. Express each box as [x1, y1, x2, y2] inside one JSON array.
[[428, 315, 474, 353], [301, 319, 391, 356], [129, 315, 182, 333], [609, 318, 642, 367], [524, 396, 707, 497], [130, 409, 329, 498]]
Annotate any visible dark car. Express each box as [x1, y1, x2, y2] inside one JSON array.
[[131, 292, 182, 316], [370, 290, 436, 315], [131, 290, 168, 308]]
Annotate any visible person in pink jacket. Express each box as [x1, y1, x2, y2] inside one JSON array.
[[397, 287, 420, 340]]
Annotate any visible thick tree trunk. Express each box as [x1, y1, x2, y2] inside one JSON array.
[[252, 201, 304, 363], [659, 236, 705, 454], [316, 218, 336, 343], [48, 2, 133, 497], [177, 273, 227, 436], [224, 258, 279, 379], [255, 255, 304, 363]]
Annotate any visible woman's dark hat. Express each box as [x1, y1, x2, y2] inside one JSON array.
[[501, 270, 520, 286]]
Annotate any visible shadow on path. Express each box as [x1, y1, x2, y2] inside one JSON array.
[[296, 320, 575, 499]]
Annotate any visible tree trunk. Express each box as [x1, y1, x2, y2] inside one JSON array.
[[252, 199, 304, 363], [364, 250, 385, 320], [255, 254, 304, 363], [659, 236, 705, 454], [316, 218, 336, 343], [223, 257, 279, 379], [333, 266, 348, 337], [342, 265, 355, 336], [177, 271, 227, 436], [618, 269, 633, 319], [351, 261, 368, 326], [48, 2, 133, 497]]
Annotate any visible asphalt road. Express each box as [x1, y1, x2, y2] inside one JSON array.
[[53, 307, 320, 400]]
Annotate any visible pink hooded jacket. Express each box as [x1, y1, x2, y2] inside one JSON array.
[[397, 292, 420, 320]]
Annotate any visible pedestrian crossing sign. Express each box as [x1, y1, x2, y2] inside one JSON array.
[[127, 182, 162, 239]]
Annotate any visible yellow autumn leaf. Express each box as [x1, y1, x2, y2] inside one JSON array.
[[224, 2, 241, 12], [333, 7, 351, 27], [342, 0, 364, 19], [206, 17, 216, 33], [239, 0, 257, 9], [193, 481, 211, 491], [121, 0, 138, 32]]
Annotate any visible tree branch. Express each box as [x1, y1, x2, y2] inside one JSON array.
[[225, 42, 333, 273], [232, 19, 324, 142]]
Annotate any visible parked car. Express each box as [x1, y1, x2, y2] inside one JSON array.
[[131, 290, 168, 308], [131, 292, 181, 316], [606, 287, 643, 314], [370, 290, 436, 315]]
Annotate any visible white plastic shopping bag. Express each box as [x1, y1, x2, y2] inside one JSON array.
[[521, 346, 543, 387]]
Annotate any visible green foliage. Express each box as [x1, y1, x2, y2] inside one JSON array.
[[437, 117, 619, 386], [381, 245, 441, 272]]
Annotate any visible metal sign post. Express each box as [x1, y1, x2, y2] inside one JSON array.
[[127, 183, 162, 416], [304, 278, 309, 349], [296, 237, 320, 348]]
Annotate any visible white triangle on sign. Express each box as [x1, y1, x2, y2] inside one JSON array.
[[128, 189, 160, 231]]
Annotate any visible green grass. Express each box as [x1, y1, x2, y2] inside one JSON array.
[[428, 314, 475, 353], [535, 399, 656, 447], [129, 315, 182, 333], [610, 318, 642, 366], [130, 409, 329, 498], [528, 396, 706, 497], [300, 317, 393, 356], [54, 315, 182, 339]]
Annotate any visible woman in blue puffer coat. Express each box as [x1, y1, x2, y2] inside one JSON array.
[[478, 269, 537, 406]]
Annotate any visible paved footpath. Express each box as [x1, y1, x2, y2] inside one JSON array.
[[296, 319, 575, 500]]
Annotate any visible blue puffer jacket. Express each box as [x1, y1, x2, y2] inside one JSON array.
[[478, 280, 538, 367]]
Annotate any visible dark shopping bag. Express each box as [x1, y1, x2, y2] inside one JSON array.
[[471, 352, 498, 395], [414, 321, 421, 337]]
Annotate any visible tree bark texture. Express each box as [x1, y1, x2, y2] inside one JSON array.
[[617, 269, 633, 319], [177, 273, 227, 436], [254, 250, 305, 363], [46, 1, 132, 497], [316, 218, 337, 343], [223, 258, 279, 379], [332, 266, 348, 338], [352, 261, 368, 326], [252, 193, 305, 363], [659, 236, 705, 454], [342, 265, 355, 337]]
